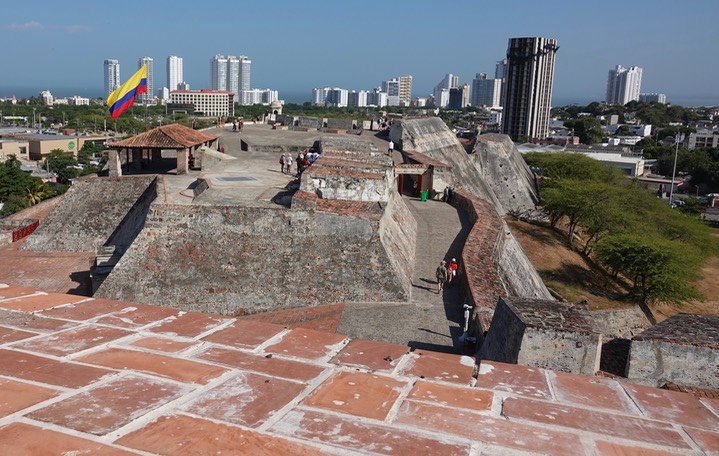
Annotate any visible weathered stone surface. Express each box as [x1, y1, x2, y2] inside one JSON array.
[[391, 118, 538, 215], [21, 176, 156, 253], [96, 198, 414, 314], [627, 313, 719, 389], [591, 307, 651, 339], [480, 297, 602, 375]]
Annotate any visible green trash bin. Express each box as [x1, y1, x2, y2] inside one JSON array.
[[420, 190, 428, 202]]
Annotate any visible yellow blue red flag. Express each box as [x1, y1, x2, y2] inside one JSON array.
[[106, 65, 148, 120]]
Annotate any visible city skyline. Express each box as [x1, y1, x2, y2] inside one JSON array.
[[1, 1, 718, 106]]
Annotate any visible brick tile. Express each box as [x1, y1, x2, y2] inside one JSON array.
[[395, 400, 582, 456], [93, 304, 178, 328], [202, 320, 286, 349], [77, 348, 228, 384], [0, 378, 58, 418], [39, 298, 130, 321], [273, 409, 469, 455], [502, 396, 690, 450], [0, 348, 111, 388], [117, 414, 327, 455], [549, 370, 637, 413], [0, 309, 78, 333], [265, 327, 348, 361], [150, 311, 232, 337], [594, 439, 686, 456], [623, 382, 719, 431], [475, 360, 551, 399], [400, 350, 475, 385], [331, 338, 409, 372], [0, 284, 38, 300], [197, 346, 325, 382], [180, 371, 306, 428], [13, 325, 132, 356], [408, 379, 493, 412], [129, 336, 198, 353], [703, 397, 719, 417], [684, 427, 719, 454], [0, 292, 87, 312], [29, 375, 188, 435], [0, 326, 37, 344], [303, 371, 407, 420], [0, 423, 135, 455]]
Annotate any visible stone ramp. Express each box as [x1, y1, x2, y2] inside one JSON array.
[[338, 197, 473, 353], [394, 118, 537, 215], [21, 176, 157, 252]]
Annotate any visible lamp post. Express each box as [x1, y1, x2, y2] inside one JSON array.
[[669, 133, 685, 207]]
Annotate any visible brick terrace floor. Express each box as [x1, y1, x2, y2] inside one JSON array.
[[0, 283, 718, 455]]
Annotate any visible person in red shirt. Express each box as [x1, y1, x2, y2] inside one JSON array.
[[447, 258, 458, 287]]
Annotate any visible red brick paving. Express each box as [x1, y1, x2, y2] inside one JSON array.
[[1, 285, 718, 455]]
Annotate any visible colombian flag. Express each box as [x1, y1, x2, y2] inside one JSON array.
[[106, 65, 148, 120]]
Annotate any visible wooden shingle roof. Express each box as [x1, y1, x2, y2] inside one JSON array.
[[108, 124, 217, 149]]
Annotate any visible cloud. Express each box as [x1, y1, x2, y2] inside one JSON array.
[[6, 21, 44, 31]]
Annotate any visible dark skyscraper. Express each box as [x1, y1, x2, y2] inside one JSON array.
[[501, 37, 558, 141]]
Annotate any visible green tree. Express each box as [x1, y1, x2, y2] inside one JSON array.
[[594, 234, 703, 305], [45, 149, 80, 185], [0, 194, 30, 216], [564, 117, 604, 144], [524, 152, 622, 183]]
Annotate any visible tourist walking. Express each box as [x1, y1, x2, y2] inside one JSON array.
[[388, 140, 394, 156], [279, 154, 285, 173], [436, 260, 448, 294], [285, 155, 293, 175], [447, 258, 459, 288]]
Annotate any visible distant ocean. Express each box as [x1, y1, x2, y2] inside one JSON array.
[[1, 86, 717, 108]]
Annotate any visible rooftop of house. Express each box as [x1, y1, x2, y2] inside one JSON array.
[[0, 283, 717, 455], [501, 297, 599, 335], [633, 313, 719, 349]]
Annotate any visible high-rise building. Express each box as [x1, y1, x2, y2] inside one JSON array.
[[167, 56, 183, 91], [210, 55, 229, 91], [239, 55, 251, 92], [432, 73, 459, 107], [471, 73, 502, 107], [398, 75, 412, 106], [211, 54, 252, 104], [348, 90, 370, 107], [137, 56, 154, 104], [501, 37, 558, 141], [495, 59, 508, 79], [382, 78, 401, 106], [639, 92, 666, 104], [104, 59, 121, 99], [606, 65, 643, 105]]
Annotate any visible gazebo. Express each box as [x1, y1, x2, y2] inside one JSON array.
[[106, 123, 219, 176]]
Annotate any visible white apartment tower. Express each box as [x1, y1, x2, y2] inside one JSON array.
[[501, 37, 558, 141], [398, 75, 412, 106], [433, 73, 459, 108], [606, 65, 643, 105], [471, 73, 502, 107], [137, 56, 154, 104], [239, 55, 251, 92], [167, 55, 183, 91], [103, 59, 120, 99], [211, 54, 252, 103], [211, 55, 229, 91], [382, 78, 401, 106]]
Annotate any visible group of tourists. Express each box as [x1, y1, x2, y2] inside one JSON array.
[[279, 149, 320, 176], [435, 258, 459, 293], [231, 118, 244, 132]]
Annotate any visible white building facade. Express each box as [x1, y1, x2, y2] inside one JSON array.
[[103, 59, 120, 99], [137, 56, 154, 104], [606, 65, 643, 105], [170, 90, 234, 117], [166, 55, 183, 91]]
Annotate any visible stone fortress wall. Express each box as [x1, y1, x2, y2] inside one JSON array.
[[21, 176, 157, 253]]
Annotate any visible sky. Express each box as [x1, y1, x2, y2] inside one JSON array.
[[1, 0, 718, 105]]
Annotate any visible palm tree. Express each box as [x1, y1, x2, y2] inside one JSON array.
[[26, 179, 50, 205]]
